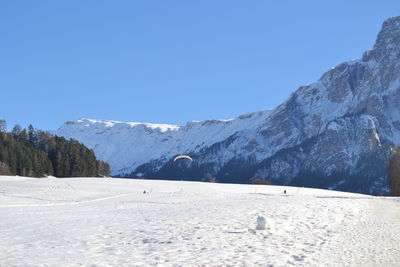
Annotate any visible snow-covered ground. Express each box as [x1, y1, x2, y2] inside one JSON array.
[[0, 176, 399, 266]]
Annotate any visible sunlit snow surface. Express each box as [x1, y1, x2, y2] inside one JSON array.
[[1, 176, 399, 266]]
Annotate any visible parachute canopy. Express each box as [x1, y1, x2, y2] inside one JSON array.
[[173, 155, 193, 162]]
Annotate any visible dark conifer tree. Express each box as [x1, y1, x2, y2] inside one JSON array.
[[388, 147, 400, 196], [27, 124, 38, 148], [11, 124, 22, 138]]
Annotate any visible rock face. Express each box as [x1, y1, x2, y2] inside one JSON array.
[[56, 17, 400, 194]]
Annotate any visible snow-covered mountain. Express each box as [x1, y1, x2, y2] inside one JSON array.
[[56, 16, 400, 194], [56, 110, 272, 177]]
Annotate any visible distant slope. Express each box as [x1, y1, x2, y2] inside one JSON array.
[[57, 16, 400, 194], [56, 111, 272, 176]]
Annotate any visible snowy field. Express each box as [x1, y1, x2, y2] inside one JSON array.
[[0, 176, 399, 266]]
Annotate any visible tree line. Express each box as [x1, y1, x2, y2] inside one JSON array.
[[0, 120, 110, 177]]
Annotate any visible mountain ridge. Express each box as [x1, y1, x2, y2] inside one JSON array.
[[56, 16, 400, 194]]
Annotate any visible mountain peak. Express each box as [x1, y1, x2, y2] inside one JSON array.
[[370, 16, 400, 61], [381, 16, 400, 32]]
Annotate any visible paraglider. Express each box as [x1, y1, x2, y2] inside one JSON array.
[[173, 155, 193, 162]]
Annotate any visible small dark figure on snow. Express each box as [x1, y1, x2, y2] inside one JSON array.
[[284, 190, 287, 194], [143, 190, 146, 194]]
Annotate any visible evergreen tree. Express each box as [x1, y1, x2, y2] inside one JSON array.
[[0, 161, 11, 175], [19, 129, 28, 144], [27, 124, 38, 147], [11, 124, 22, 138], [98, 161, 111, 177], [388, 147, 400, 196]]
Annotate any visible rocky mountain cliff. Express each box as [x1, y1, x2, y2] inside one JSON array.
[[56, 16, 400, 194]]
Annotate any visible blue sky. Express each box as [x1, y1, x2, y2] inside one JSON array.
[[0, 1, 399, 130]]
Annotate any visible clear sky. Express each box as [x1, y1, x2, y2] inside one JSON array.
[[0, 1, 399, 130]]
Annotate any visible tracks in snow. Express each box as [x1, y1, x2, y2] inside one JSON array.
[[0, 193, 130, 208]]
